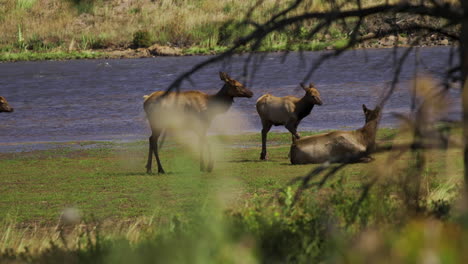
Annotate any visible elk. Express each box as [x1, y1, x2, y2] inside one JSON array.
[[0, 96, 13, 113], [256, 83, 322, 160], [143, 72, 253, 174], [290, 104, 381, 164]]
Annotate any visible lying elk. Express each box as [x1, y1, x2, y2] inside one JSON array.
[[290, 104, 381, 164], [0, 96, 13, 113], [256, 83, 322, 160], [143, 72, 253, 174]]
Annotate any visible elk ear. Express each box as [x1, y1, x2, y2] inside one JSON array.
[[219, 72, 230, 82], [308, 82, 315, 88], [362, 104, 369, 113], [300, 83, 308, 91]]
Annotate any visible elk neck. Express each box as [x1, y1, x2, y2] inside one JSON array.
[[208, 84, 235, 114], [295, 97, 315, 121], [357, 117, 379, 148]]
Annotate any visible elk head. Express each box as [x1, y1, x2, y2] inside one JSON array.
[[219, 72, 253, 98], [0, 96, 13, 113], [362, 104, 381, 123], [300, 82, 323, 105]]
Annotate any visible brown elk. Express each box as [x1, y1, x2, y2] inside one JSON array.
[[0, 96, 13, 113], [256, 83, 322, 160], [290, 104, 381, 164], [143, 72, 253, 174]]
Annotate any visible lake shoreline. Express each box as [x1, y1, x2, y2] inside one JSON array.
[[0, 128, 398, 154], [0, 41, 455, 62]]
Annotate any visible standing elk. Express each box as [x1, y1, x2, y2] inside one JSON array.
[[143, 72, 253, 174], [256, 83, 322, 160], [0, 96, 13, 113], [290, 104, 381, 164]]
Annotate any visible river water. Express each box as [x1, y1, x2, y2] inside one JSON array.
[[0, 47, 461, 150]]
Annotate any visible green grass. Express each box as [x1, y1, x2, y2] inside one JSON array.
[[0, 128, 466, 262], [0, 128, 413, 225], [16, 0, 36, 10], [0, 50, 105, 61]]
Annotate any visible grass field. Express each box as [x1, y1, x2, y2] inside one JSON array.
[[0, 128, 465, 262], [0, 127, 459, 224], [0, 130, 398, 224]]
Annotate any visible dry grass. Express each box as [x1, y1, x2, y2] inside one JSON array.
[[0, 0, 458, 52]]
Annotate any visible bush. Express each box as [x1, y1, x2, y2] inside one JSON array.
[[217, 20, 251, 46], [132, 30, 152, 48]]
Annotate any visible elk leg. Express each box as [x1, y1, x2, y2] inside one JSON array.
[[146, 136, 153, 174], [199, 134, 207, 172], [285, 121, 300, 139], [260, 122, 272, 160], [206, 141, 213, 172], [151, 133, 165, 174]]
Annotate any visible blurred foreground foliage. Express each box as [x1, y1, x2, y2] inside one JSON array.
[[1, 173, 466, 263]]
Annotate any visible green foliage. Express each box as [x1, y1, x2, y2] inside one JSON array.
[[68, 0, 96, 14], [0, 129, 464, 262], [0, 51, 103, 61], [16, 0, 36, 10], [80, 34, 107, 50], [129, 7, 141, 14], [222, 3, 232, 14], [328, 176, 398, 229], [132, 30, 152, 48], [25, 35, 61, 51], [229, 191, 333, 263], [217, 20, 251, 46], [16, 24, 27, 51], [183, 46, 229, 55]]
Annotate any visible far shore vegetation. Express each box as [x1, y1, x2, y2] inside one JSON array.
[[0, 0, 457, 62]]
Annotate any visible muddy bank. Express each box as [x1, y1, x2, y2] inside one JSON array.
[[91, 37, 454, 60]]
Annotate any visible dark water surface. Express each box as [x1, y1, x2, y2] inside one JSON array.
[[0, 47, 461, 150]]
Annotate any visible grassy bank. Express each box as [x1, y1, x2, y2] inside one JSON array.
[[0, 128, 465, 262], [0, 0, 457, 61], [0, 129, 401, 224]]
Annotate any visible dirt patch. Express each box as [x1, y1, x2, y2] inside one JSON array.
[[95, 44, 183, 59]]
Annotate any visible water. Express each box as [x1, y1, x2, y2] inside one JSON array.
[[0, 47, 461, 151]]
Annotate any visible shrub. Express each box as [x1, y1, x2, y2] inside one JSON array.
[[132, 30, 152, 48], [68, 0, 95, 14]]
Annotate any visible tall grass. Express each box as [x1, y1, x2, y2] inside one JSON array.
[[15, 0, 36, 10], [0, 0, 455, 55]]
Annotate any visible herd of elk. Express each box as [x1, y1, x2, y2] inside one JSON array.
[[290, 105, 381, 164], [2, 74, 381, 173], [256, 82, 323, 160], [143, 72, 253, 174], [144, 73, 381, 173], [0, 96, 13, 113]]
